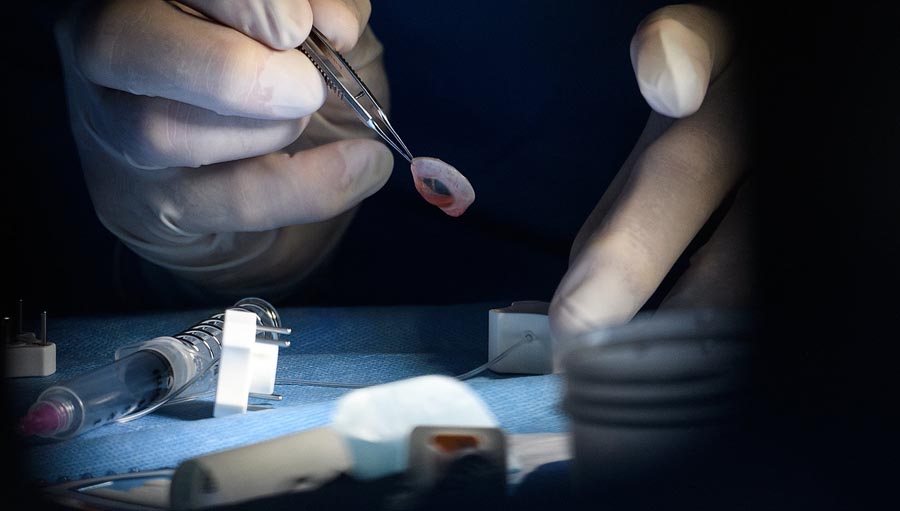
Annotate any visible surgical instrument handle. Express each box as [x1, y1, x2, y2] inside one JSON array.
[[299, 27, 414, 162]]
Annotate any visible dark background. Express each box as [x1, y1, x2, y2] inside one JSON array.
[[4, 0, 898, 508]]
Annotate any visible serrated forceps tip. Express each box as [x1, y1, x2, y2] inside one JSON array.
[[299, 27, 414, 163]]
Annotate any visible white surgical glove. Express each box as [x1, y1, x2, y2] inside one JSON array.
[[56, 0, 393, 297], [549, 4, 755, 367]]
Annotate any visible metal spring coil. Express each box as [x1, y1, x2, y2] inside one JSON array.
[[170, 297, 283, 361]]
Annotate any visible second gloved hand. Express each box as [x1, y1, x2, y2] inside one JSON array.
[[56, 0, 393, 297], [549, 4, 754, 367]]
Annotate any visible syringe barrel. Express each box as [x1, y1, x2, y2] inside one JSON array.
[[32, 350, 172, 439], [23, 298, 282, 440]]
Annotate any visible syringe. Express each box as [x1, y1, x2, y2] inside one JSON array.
[[18, 298, 284, 440]]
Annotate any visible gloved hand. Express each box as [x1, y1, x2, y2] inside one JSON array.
[[55, 0, 393, 298], [549, 4, 754, 365]]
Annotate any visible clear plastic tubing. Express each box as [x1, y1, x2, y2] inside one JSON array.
[[18, 297, 281, 440]]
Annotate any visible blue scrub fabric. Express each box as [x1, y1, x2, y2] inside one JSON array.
[[11, 303, 568, 483]]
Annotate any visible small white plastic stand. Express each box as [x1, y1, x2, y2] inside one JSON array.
[[5, 336, 56, 377], [5, 307, 56, 378]]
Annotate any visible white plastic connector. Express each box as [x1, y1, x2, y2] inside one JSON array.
[[488, 301, 554, 375], [5, 308, 56, 378], [213, 309, 283, 417], [5, 334, 56, 377]]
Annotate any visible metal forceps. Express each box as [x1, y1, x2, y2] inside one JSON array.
[[299, 27, 414, 163]]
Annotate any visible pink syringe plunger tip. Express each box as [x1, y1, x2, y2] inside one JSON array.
[[19, 401, 64, 437]]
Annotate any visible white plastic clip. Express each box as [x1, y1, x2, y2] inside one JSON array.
[[488, 301, 553, 375], [213, 309, 291, 417]]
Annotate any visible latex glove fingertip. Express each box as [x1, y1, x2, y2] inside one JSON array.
[[632, 19, 711, 118]]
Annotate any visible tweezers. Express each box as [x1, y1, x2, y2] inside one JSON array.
[[299, 27, 414, 163]]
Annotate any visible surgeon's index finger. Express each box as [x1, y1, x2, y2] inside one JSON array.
[[178, 0, 314, 50], [550, 62, 748, 344], [167, 138, 393, 234], [308, 0, 372, 51], [73, 0, 326, 120], [631, 4, 733, 118]]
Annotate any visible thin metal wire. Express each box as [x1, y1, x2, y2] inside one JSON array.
[[275, 335, 534, 389]]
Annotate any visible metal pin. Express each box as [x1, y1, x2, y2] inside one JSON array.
[[249, 392, 283, 401], [3, 317, 11, 344], [247, 404, 274, 411], [41, 311, 48, 345], [255, 337, 290, 348], [256, 325, 292, 335]]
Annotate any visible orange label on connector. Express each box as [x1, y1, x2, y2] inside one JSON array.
[[431, 434, 480, 454]]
